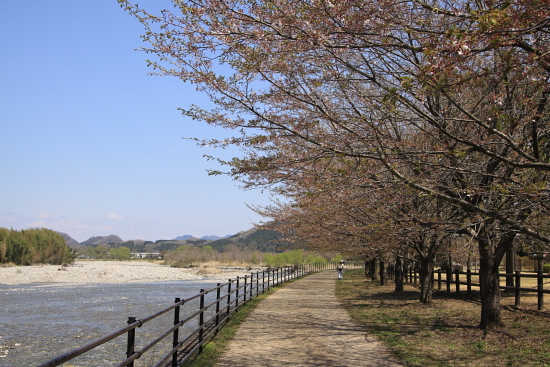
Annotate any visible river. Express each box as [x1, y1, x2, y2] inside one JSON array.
[[0, 280, 224, 367]]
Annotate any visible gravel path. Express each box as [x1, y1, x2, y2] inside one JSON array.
[[215, 271, 403, 367]]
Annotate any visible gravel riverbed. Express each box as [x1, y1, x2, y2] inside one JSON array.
[[0, 260, 254, 285]]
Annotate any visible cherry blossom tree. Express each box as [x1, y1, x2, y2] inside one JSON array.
[[121, 0, 550, 327]]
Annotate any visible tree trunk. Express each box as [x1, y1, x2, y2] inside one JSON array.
[[477, 232, 515, 329], [364, 260, 369, 278], [380, 260, 387, 285], [478, 242, 503, 328], [505, 246, 515, 288], [394, 256, 404, 292], [419, 257, 434, 303], [371, 259, 379, 281]]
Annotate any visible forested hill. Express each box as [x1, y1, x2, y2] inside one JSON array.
[[57, 232, 80, 248], [81, 235, 123, 246], [197, 228, 293, 252]]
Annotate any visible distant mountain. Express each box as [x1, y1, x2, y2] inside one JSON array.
[[201, 235, 221, 241], [57, 231, 81, 248], [81, 234, 123, 246], [173, 234, 228, 241], [172, 235, 196, 240], [203, 228, 292, 253]]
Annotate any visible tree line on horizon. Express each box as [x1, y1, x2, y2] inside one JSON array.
[[0, 227, 76, 265], [121, 0, 550, 329]]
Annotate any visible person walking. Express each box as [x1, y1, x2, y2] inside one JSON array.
[[337, 260, 346, 279]]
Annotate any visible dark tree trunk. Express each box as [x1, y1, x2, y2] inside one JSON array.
[[419, 257, 434, 303], [394, 256, 404, 292], [364, 260, 369, 278], [477, 232, 515, 328], [402, 258, 409, 284]]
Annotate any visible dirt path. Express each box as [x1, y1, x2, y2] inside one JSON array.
[[215, 271, 403, 367]]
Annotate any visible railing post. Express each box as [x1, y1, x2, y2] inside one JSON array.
[[199, 289, 205, 353], [236, 277, 240, 308], [126, 317, 136, 367], [538, 270, 544, 310], [227, 279, 232, 317], [172, 298, 181, 367], [467, 269, 472, 295], [215, 284, 221, 328], [262, 270, 266, 293], [254, 271, 260, 298], [446, 268, 451, 293], [455, 269, 460, 294], [243, 275, 248, 304], [515, 271, 521, 307]]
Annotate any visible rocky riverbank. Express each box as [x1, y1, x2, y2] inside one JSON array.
[[0, 260, 255, 285]]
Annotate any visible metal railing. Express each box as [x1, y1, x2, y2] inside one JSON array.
[[37, 261, 360, 367]]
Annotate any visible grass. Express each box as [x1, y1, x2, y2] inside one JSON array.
[[335, 269, 550, 367]]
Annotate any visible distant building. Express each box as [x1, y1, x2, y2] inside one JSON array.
[[132, 252, 162, 260]]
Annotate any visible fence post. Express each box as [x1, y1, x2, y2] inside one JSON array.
[[253, 272, 257, 298], [515, 271, 521, 307], [243, 275, 248, 304], [126, 317, 136, 367], [455, 269, 460, 294], [538, 270, 544, 310], [215, 284, 221, 328], [437, 269, 442, 291], [262, 270, 266, 293], [199, 289, 205, 353], [467, 269, 472, 295], [226, 279, 232, 317], [446, 268, 451, 293], [172, 298, 181, 367], [236, 277, 240, 308]]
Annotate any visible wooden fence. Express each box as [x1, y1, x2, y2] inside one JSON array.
[[403, 267, 550, 310], [37, 261, 361, 367]]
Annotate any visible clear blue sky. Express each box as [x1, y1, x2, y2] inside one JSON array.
[[0, 1, 271, 243]]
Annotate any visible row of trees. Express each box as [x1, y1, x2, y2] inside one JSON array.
[[0, 227, 75, 265], [163, 245, 333, 267], [121, 0, 550, 328]]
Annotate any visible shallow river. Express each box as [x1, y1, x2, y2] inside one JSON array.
[[0, 280, 224, 367]]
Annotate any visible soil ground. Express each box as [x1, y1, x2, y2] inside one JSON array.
[[215, 271, 404, 367]]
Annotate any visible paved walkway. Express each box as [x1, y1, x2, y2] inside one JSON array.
[[215, 271, 403, 367]]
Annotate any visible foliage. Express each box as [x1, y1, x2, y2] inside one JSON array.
[[204, 229, 291, 253], [121, 0, 550, 328], [111, 246, 131, 261], [0, 227, 75, 265]]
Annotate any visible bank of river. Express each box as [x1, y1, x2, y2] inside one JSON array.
[[0, 280, 228, 366]]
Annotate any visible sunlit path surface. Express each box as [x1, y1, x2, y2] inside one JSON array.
[[216, 271, 403, 367]]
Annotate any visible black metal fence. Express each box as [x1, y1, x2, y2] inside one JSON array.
[[37, 261, 360, 367]]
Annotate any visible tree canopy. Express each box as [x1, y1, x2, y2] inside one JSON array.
[[121, 0, 550, 328]]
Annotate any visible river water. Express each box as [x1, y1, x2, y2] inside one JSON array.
[[0, 280, 225, 367]]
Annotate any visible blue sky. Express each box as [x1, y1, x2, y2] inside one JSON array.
[[0, 1, 272, 242]]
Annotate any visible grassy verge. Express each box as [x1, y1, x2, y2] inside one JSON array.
[[335, 269, 550, 367], [185, 280, 292, 367]]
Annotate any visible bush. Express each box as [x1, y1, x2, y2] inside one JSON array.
[[543, 264, 550, 273], [0, 227, 75, 265]]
